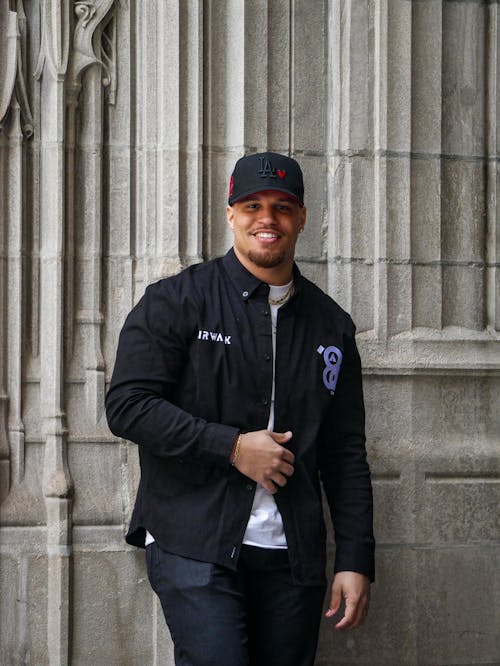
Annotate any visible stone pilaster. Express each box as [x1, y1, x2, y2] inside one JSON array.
[[37, 0, 72, 656], [0, 0, 33, 501]]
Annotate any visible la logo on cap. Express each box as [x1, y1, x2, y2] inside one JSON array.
[[258, 156, 279, 179]]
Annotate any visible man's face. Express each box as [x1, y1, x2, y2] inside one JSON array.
[[226, 190, 306, 275]]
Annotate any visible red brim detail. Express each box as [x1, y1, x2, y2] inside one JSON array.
[[230, 188, 304, 207]]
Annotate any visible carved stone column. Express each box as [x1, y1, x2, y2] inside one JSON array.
[[35, 3, 73, 662], [68, 0, 115, 422], [0, 0, 34, 501], [133, 0, 204, 301], [34, 1, 115, 663]]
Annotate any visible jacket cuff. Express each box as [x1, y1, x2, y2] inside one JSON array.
[[200, 422, 240, 466], [334, 541, 375, 583]]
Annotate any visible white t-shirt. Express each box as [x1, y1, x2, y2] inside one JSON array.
[[242, 281, 292, 549]]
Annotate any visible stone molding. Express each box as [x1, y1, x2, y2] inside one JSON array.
[[0, 0, 34, 136]]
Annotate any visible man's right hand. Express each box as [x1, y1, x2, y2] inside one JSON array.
[[233, 430, 295, 493]]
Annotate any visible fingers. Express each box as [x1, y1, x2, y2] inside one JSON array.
[[269, 470, 290, 488], [267, 449, 295, 481], [325, 572, 370, 631], [235, 430, 295, 489], [261, 479, 279, 494], [334, 594, 367, 630], [325, 582, 341, 618], [277, 461, 295, 478], [261, 458, 295, 493], [270, 430, 293, 443], [269, 431, 295, 466], [280, 448, 295, 465]]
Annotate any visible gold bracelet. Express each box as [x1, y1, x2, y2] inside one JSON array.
[[230, 433, 242, 466]]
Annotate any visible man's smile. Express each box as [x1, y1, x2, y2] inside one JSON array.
[[253, 230, 281, 243]]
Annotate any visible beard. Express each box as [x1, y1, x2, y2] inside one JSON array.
[[247, 248, 287, 269]]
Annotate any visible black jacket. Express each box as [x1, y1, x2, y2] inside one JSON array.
[[106, 249, 374, 585]]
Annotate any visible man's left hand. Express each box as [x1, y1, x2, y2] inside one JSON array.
[[325, 571, 370, 630]]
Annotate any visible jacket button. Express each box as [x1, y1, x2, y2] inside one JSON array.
[[246, 484, 253, 491], [261, 398, 269, 406], [262, 309, 269, 316], [264, 354, 271, 361], [242, 290, 249, 298]]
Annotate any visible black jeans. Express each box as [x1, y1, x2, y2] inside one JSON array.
[[146, 542, 326, 666]]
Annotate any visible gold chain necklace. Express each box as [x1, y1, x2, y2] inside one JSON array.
[[268, 283, 294, 306]]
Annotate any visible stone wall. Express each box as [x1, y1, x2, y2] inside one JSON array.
[[0, 1, 498, 664]]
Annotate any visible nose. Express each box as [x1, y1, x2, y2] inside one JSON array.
[[258, 203, 278, 224]]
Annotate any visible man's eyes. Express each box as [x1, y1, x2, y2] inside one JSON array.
[[244, 203, 292, 212]]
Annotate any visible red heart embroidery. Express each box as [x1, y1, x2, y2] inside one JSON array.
[[277, 169, 286, 179]]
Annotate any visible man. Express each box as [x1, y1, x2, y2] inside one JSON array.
[[106, 152, 374, 666]]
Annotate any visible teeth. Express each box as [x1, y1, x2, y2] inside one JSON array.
[[256, 232, 278, 239]]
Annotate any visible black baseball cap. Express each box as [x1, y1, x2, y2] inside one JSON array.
[[228, 152, 304, 206]]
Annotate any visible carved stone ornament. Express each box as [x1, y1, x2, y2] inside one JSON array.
[[68, 0, 116, 100], [34, 0, 70, 81], [34, 0, 117, 103], [0, 0, 34, 136]]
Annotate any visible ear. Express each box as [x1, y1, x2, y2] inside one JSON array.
[[299, 205, 306, 232], [226, 205, 234, 230]]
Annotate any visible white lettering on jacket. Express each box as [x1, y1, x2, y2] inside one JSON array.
[[198, 330, 231, 345]]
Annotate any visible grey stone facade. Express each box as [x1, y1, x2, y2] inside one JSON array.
[[0, 1, 498, 664]]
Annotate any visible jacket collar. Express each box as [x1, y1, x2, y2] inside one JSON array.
[[222, 248, 302, 302]]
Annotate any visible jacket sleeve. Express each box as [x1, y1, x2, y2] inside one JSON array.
[[105, 279, 238, 466], [318, 325, 375, 582]]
